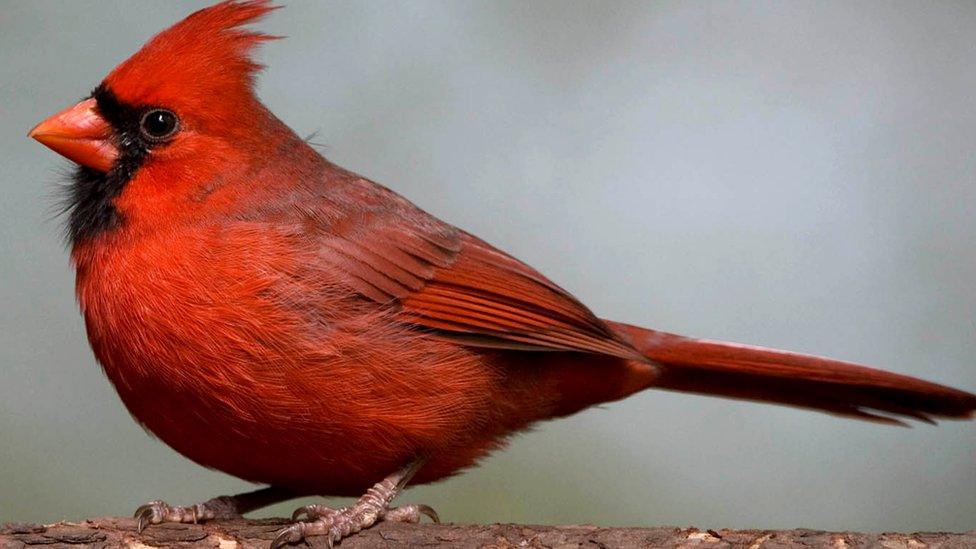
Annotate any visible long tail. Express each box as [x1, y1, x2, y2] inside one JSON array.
[[609, 321, 976, 425]]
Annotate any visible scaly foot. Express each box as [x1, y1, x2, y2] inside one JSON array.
[[293, 502, 439, 524], [134, 497, 240, 530], [133, 486, 297, 532], [271, 460, 435, 548]]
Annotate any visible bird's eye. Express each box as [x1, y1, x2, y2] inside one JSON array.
[[139, 109, 179, 141]]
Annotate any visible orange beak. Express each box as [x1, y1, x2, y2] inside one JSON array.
[[29, 98, 118, 173]]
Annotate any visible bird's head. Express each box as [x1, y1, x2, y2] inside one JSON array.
[[30, 1, 293, 245]]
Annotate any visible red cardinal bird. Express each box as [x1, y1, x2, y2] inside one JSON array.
[[30, 1, 975, 547]]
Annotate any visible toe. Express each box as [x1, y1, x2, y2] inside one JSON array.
[[383, 503, 440, 524], [133, 500, 165, 520], [133, 501, 167, 532], [291, 504, 339, 522]]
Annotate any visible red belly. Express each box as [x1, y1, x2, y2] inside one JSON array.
[[74, 236, 653, 495]]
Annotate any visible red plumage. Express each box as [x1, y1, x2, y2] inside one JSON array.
[[32, 0, 975, 526]]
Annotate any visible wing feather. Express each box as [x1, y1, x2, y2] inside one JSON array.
[[307, 177, 638, 359]]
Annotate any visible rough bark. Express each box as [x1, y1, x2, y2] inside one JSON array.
[[2, 518, 974, 549]]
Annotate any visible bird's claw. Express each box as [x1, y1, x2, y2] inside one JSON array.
[[385, 504, 440, 524], [133, 497, 240, 532], [134, 500, 180, 533], [273, 502, 438, 548], [270, 522, 310, 549]]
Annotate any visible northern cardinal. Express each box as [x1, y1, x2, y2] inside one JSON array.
[[29, 1, 975, 547]]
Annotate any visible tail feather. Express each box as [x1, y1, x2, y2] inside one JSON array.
[[609, 321, 976, 424]]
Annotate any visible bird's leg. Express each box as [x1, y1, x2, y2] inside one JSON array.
[[272, 459, 437, 549], [135, 486, 298, 531]]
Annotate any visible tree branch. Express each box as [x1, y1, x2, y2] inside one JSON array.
[[2, 517, 973, 548]]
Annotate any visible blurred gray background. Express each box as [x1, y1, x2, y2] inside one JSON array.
[[2, 0, 974, 533]]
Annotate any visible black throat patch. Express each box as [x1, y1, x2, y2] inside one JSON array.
[[65, 85, 153, 245]]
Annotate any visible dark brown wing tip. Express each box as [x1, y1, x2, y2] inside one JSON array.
[[859, 385, 976, 426]]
